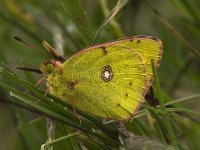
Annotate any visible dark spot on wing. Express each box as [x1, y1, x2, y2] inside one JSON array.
[[130, 39, 133, 42], [129, 82, 132, 86], [149, 36, 160, 42], [125, 93, 128, 97], [137, 40, 141, 44], [116, 103, 120, 107], [100, 46, 108, 54], [67, 80, 79, 90]]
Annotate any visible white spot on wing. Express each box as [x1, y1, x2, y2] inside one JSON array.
[[104, 70, 110, 79], [101, 65, 113, 82]]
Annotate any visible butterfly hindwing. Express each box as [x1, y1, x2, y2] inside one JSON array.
[[48, 36, 163, 120]]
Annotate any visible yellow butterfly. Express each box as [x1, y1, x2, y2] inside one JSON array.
[[40, 36, 163, 120]]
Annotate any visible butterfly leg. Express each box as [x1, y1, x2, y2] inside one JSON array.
[[35, 77, 53, 96], [45, 84, 52, 96], [29, 84, 52, 105], [22, 77, 48, 96], [70, 93, 82, 126], [35, 77, 47, 86]]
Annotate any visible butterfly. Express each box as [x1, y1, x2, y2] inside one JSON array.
[[40, 36, 163, 120]]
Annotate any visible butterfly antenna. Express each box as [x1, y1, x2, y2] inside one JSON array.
[[16, 67, 42, 74], [43, 41, 65, 62], [14, 36, 46, 58]]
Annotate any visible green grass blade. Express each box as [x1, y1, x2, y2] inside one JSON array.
[[92, 0, 129, 44], [151, 59, 179, 149]]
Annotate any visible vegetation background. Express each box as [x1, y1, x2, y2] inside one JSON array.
[[0, 0, 199, 150]]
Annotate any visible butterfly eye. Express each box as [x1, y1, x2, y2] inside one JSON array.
[[46, 64, 54, 74]]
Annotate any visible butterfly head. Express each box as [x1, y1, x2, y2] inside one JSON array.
[[40, 60, 62, 75]]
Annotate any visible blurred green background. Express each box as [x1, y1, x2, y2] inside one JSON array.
[[0, 0, 200, 150]]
